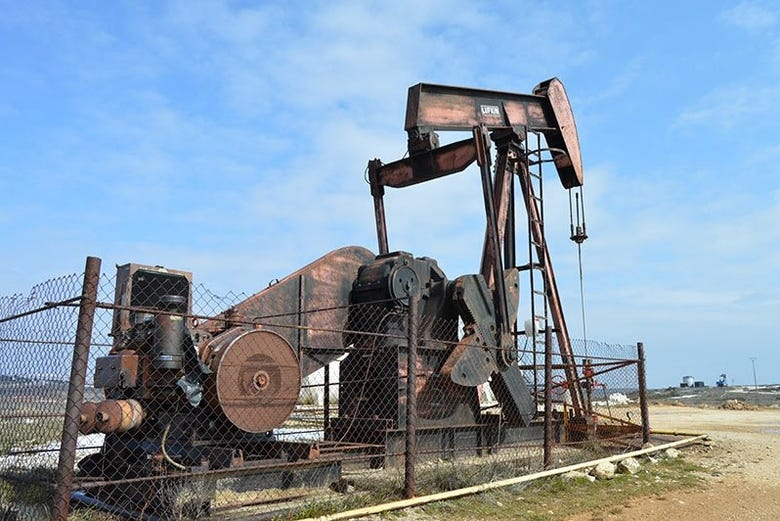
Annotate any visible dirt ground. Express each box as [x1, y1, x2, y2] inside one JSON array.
[[566, 403, 780, 521]]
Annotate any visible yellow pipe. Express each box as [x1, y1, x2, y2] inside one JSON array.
[[651, 429, 708, 438], [301, 434, 707, 521]]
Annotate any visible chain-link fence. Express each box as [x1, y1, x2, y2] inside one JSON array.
[[0, 257, 649, 520]]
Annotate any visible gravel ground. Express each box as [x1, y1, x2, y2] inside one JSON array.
[[565, 402, 780, 520]]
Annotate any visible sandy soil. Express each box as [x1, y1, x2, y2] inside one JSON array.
[[566, 404, 780, 521]]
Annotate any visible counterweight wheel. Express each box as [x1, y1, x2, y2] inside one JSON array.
[[203, 328, 301, 433]]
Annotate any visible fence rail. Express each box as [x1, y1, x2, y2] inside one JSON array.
[[0, 259, 647, 520]]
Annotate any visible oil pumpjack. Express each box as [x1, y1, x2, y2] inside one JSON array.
[[75, 78, 592, 515]]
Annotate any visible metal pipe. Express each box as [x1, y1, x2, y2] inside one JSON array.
[[404, 295, 419, 499], [0, 296, 81, 325], [543, 327, 553, 469], [323, 362, 331, 433], [517, 360, 635, 370], [300, 435, 708, 521], [52, 256, 101, 521], [651, 429, 708, 437], [78, 452, 378, 489], [637, 342, 651, 445], [533, 341, 539, 406], [369, 159, 389, 255]]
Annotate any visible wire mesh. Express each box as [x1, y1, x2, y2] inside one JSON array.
[[1, 265, 646, 520], [0, 275, 83, 520]]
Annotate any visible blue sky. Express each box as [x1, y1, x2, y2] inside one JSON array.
[[1, 1, 778, 388]]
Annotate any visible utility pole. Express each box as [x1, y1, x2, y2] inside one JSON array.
[[749, 357, 758, 390]]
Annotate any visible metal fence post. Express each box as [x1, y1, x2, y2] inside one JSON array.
[[636, 342, 651, 444], [543, 326, 553, 469], [323, 363, 331, 433], [52, 256, 101, 521], [404, 295, 419, 499]]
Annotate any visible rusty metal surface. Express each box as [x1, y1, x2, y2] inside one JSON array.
[[404, 80, 583, 190], [637, 342, 651, 444], [195, 246, 375, 378], [275, 441, 320, 461], [204, 328, 300, 433], [94, 399, 144, 433], [53, 256, 101, 521], [79, 401, 98, 434], [111, 263, 193, 346], [374, 139, 478, 189], [76, 444, 379, 491], [479, 139, 516, 288], [343, 253, 484, 434], [93, 351, 139, 388], [441, 274, 501, 386], [441, 338, 497, 387], [368, 159, 390, 255], [405, 83, 548, 132], [532, 78, 583, 189]]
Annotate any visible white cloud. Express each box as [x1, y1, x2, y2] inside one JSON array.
[[675, 84, 780, 129], [721, 1, 777, 31]]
